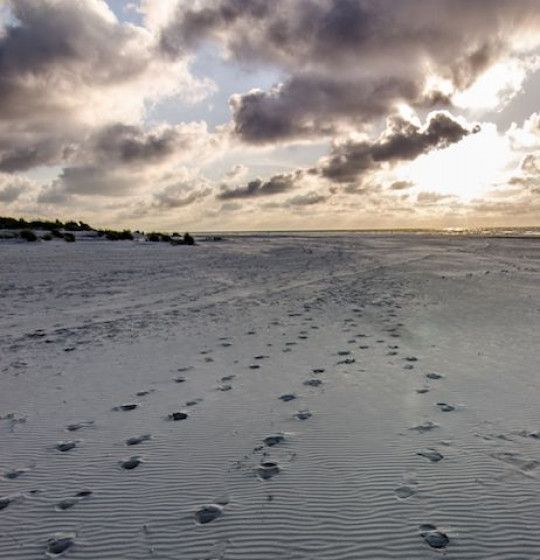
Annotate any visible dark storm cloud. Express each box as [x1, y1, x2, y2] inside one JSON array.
[[217, 173, 299, 200], [0, 0, 209, 177], [0, 0, 150, 121], [0, 142, 74, 173], [229, 75, 423, 143], [162, 0, 540, 143], [89, 123, 217, 167], [320, 112, 474, 183]]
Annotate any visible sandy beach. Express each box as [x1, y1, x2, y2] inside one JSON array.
[[0, 233, 538, 559]]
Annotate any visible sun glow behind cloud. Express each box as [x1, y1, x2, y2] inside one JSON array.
[[397, 124, 513, 201]]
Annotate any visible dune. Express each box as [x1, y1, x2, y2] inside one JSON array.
[[0, 232, 538, 558]]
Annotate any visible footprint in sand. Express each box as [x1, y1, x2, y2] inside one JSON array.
[[221, 375, 235, 381], [46, 533, 75, 557], [174, 376, 187, 383], [56, 491, 91, 511], [3, 468, 28, 480], [312, 368, 325, 374], [409, 421, 438, 433], [195, 504, 223, 524], [337, 358, 355, 365], [120, 456, 142, 470], [169, 411, 188, 421], [303, 378, 322, 387], [419, 524, 449, 549], [426, 372, 444, 380], [66, 420, 94, 432], [394, 485, 416, 499], [126, 434, 151, 446], [185, 399, 202, 407], [417, 448, 444, 462], [56, 441, 78, 452], [279, 394, 297, 402], [416, 387, 430, 394], [113, 403, 139, 411], [263, 434, 285, 447], [217, 384, 232, 391], [0, 496, 12, 510], [436, 402, 455, 412], [257, 461, 280, 480], [295, 410, 312, 421]]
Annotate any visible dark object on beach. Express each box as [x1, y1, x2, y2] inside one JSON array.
[[50, 229, 64, 238], [42, 233, 53, 241], [47, 534, 74, 555], [183, 232, 194, 245], [63, 232, 76, 242], [195, 504, 223, 524], [20, 229, 38, 242]]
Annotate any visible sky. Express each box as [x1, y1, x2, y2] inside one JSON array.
[[0, 0, 539, 231]]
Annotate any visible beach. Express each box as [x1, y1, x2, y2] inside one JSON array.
[[0, 233, 539, 559]]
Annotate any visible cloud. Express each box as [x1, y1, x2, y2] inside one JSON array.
[[0, 0, 214, 172], [37, 121, 222, 202], [161, 0, 540, 143], [416, 191, 456, 205], [287, 192, 327, 206], [229, 75, 428, 143], [320, 112, 475, 184], [217, 172, 299, 199], [390, 180, 414, 191], [214, 111, 474, 207], [152, 182, 212, 209], [0, 175, 34, 203]]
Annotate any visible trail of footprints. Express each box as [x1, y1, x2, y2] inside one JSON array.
[[0, 305, 478, 556]]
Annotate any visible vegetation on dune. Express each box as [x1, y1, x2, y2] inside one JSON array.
[[19, 229, 38, 242], [0, 216, 92, 231], [99, 229, 134, 241], [0, 216, 197, 245]]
